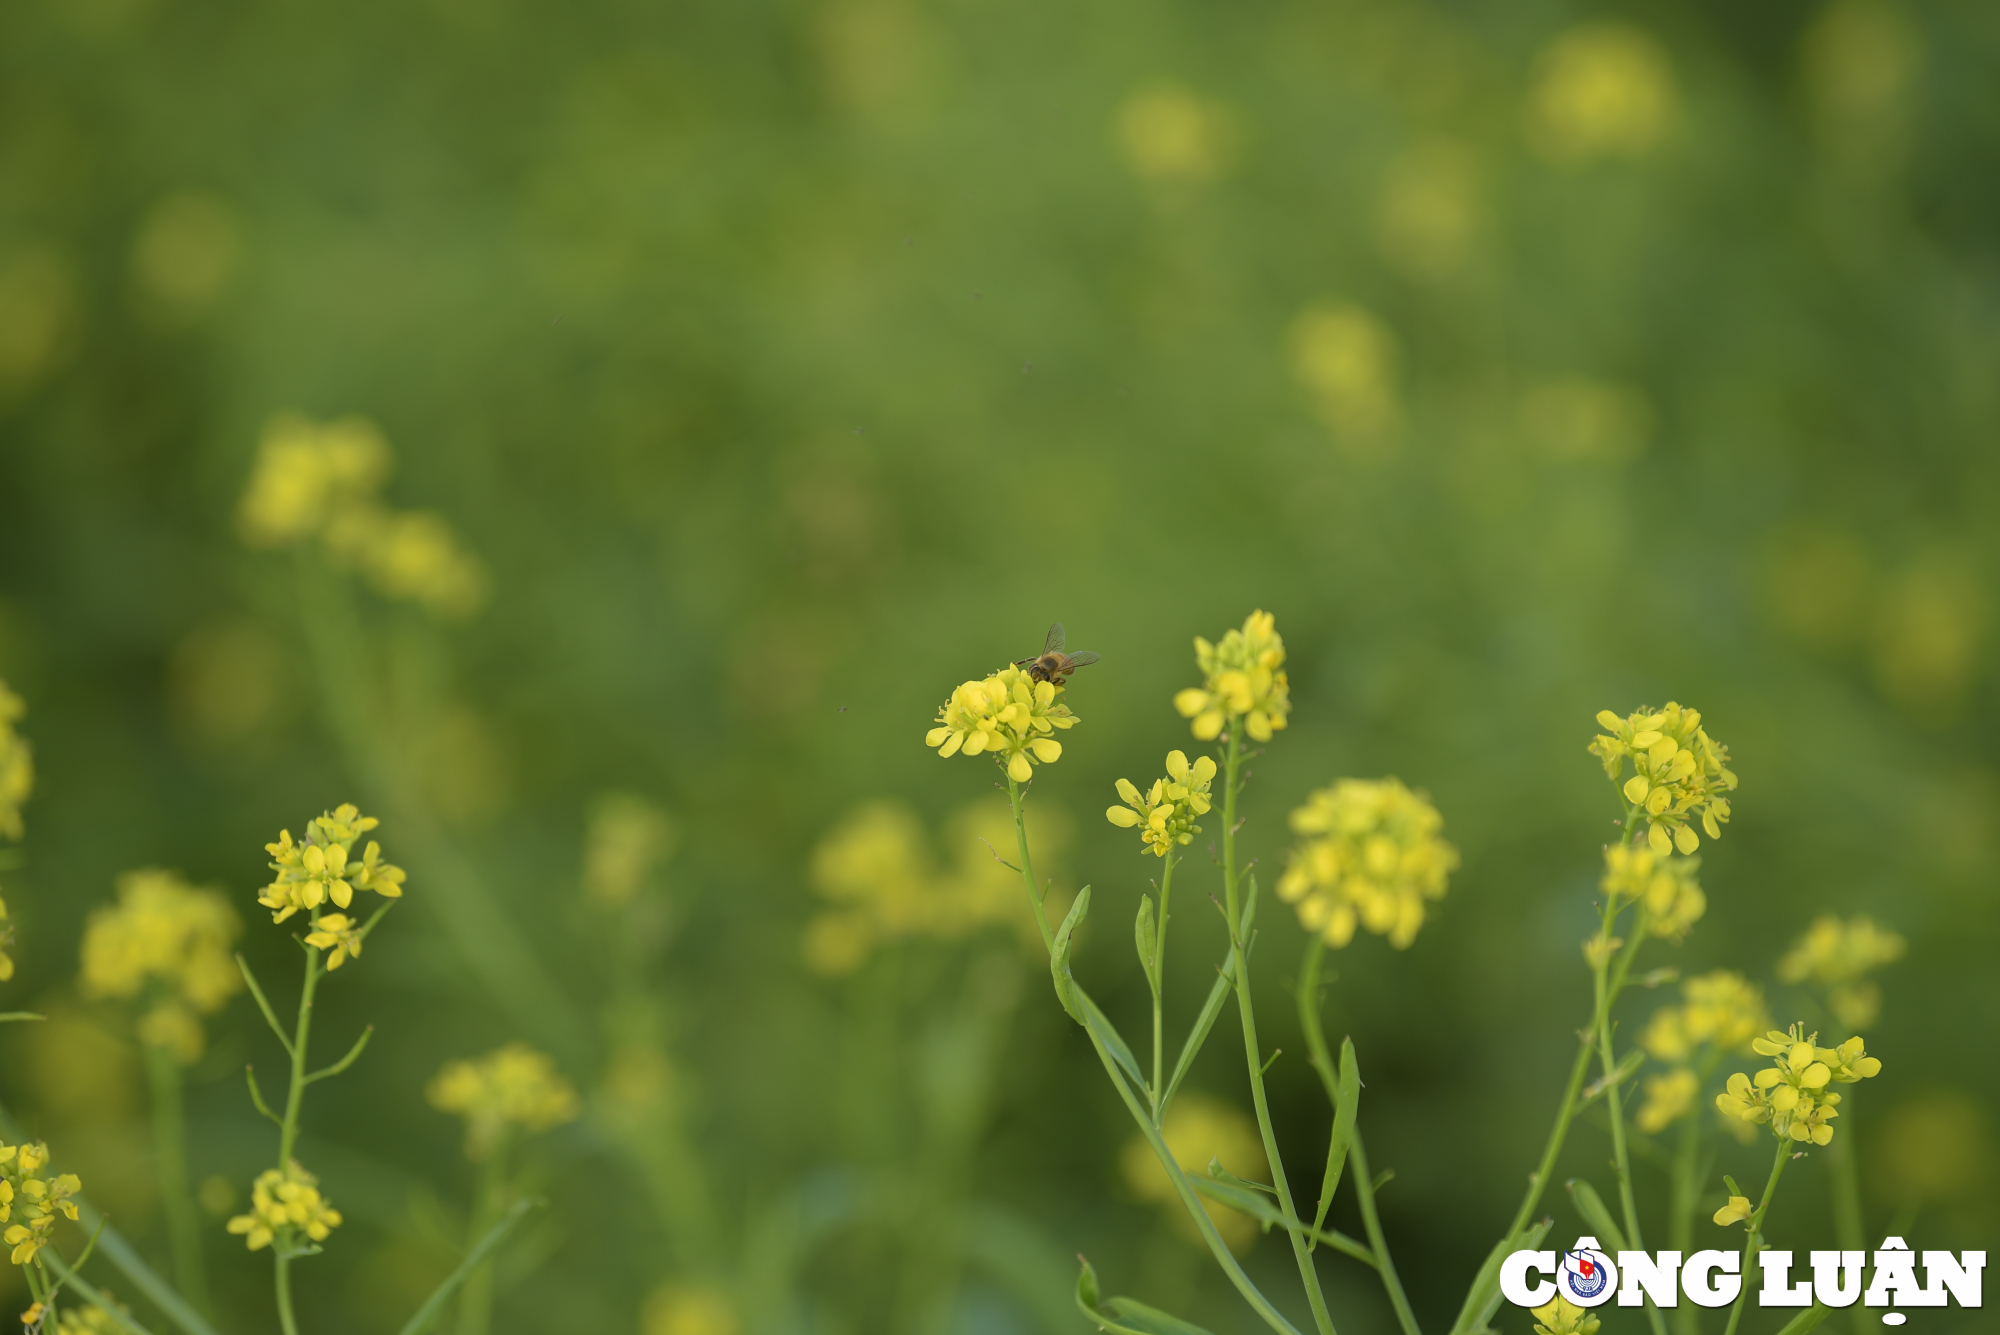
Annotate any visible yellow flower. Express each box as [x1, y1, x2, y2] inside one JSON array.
[[1532, 1294, 1601, 1335], [1635, 1067, 1699, 1133], [1119, 1092, 1268, 1252], [1524, 23, 1676, 165], [0, 898, 14, 985], [226, 1161, 341, 1252], [0, 681, 30, 842], [0, 1141, 80, 1267], [925, 665, 1077, 784], [258, 806, 403, 924], [79, 868, 244, 1062], [642, 1283, 740, 1335], [1173, 611, 1290, 743], [427, 1042, 580, 1161], [1716, 1023, 1881, 1145], [58, 1292, 132, 1333], [1276, 778, 1458, 949], [1777, 915, 1905, 1030], [1106, 751, 1217, 858], [1642, 970, 1768, 1063], [1598, 845, 1706, 940], [236, 414, 391, 548], [1588, 703, 1737, 855], [582, 793, 676, 907], [1713, 1195, 1753, 1227], [302, 914, 364, 970], [324, 507, 489, 620]]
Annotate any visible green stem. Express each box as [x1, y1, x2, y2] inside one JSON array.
[[274, 1252, 300, 1335], [1298, 939, 1420, 1335], [1592, 899, 1665, 1335], [143, 1041, 210, 1316], [1150, 852, 1176, 1124], [458, 1144, 508, 1335], [1722, 1140, 1792, 1335], [1006, 775, 1054, 952], [1220, 728, 1339, 1335], [1669, 1051, 1722, 1335], [1827, 1099, 1866, 1335]]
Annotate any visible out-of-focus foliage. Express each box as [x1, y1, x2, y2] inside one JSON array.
[[1, 0, 1998, 1329]]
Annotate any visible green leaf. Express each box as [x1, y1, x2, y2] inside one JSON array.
[[1771, 1303, 1833, 1335], [1051, 884, 1092, 1025], [1188, 1175, 1376, 1270], [1579, 1047, 1646, 1109], [1161, 895, 1254, 1115], [1207, 1156, 1275, 1195], [1450, 1216, 1553, 1335], [1135, 893, 1158, 993], [1311, 1037, 1360, 1243], [1565, 1179, 1630, 1254], [1080, 991, 1147, 1095], [1075, 1257, 1217, 1335]]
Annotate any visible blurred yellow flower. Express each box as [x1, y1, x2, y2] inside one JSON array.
[[0, 1140, 80, 1267], [1277, 778, 1457, 950], [130, 191, 240, 320], [643, 1282, 739, 1335], [1288, 304, 1400, 451], [801, 797, 1066, 975], [1115, 83, 1229, 186], [1518, 376, 1653, 463], [238, 413, 490, 620], [79, 869, 244, 1064], [1712, 1195, 1753, 1227], [1588, 703, 1737, 855], [1525, 24, 1676, 164], [1105, 750, 1216, 858], [237, 414, 391, 548], [1532, 1294, 1601, 1335], [1119, 1092, 1268, 1252], [925, 664, 1077, 784], [1599, 846, 1705, 941], [427, 1042, 580, 1161], [1634, 1067, 1698, 1133], [57, 1291, 131, 1333], [582, 792, 677, 907], [0, 898, 13, 984], [0, 680, 31, 842], [1173, 610, 1290, 744], [259, 805, 404, 924], [1642, 970, 1768, 1063], [226, 1160, 341, 1251], [1716, 1024, 1881, 1145], [1777, 914, 1904, 1030]]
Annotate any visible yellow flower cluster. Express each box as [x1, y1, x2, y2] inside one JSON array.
[[259, 805, 405, 927], [1276, 779, 1458, 949], [226, 1161, 341, 1251], [801, 799, 1060, 976], [1531, 1294, 1601, 1335], [1105, 750, 1216, 857], [1634, 1068, 1699, 1134], [925, 665, 1077, 784], [1777, 915, 1905, 1030], [1173, 610, 1290, 743], [1588, 704, 1736, 855], [1599, 846, 1705, 940], [79, 869, 244, 1063], [1641, 970, 1768, 1063], [0, 681, 29, 841], [57, 1294, 130, 1333], [582, 792, 677, 907], [1714, 1024, 1882, 1145], [0, 1142, 80, 1266], [426, 1042, 581, 1161], [236, 413, 489, 619]]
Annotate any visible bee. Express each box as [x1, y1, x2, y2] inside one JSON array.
[[1017, 622, 1101, 685]]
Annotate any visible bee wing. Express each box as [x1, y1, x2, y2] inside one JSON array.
[[1043, 622, 1066, 654], [1063, 651, 1101, 667]]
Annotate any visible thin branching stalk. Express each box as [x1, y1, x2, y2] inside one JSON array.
[[1149, 851, 1176, 1124], [1592, 890, 1668, 1335], [1722, 1140, 1793, 1335], [457, 1144, 509, 1335], [1219, 728, 1340, 1335]]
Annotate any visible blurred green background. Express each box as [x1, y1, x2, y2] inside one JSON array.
[[2, 0, 1997, 1330]]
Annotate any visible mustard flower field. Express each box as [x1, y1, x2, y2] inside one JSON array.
[[1, 0, 1996, 1332]]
